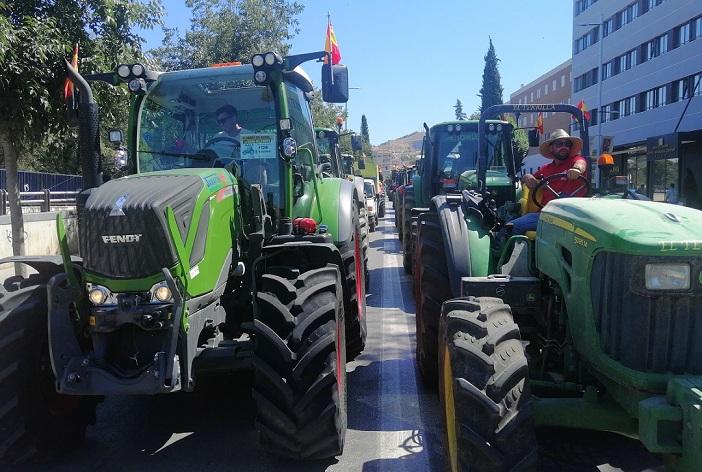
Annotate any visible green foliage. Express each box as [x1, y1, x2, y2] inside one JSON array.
[[506, 116, 529, 162], [468, 110, 481, 120], [0, 0, 164, 172], [478, 38, 503, 118], [360, 114, 372, 156], [309, 88, 343, 129], [454, 99, 466, 120], [150, 0, 304, 70]]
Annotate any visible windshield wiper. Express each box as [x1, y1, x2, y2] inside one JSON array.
[[139, 150, 210, 161]]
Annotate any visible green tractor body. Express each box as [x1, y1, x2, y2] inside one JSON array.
[[0, 52, 366, 463], [420, 104, 702, 470]]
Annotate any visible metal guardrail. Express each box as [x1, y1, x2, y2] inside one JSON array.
[[0, 189, 79, 215]]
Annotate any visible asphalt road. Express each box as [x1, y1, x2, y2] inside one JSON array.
[[13, 204, 664, 472]]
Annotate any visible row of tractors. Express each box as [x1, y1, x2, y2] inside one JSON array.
[[394, 106, 702, 471], [0, 52, 370, 463]]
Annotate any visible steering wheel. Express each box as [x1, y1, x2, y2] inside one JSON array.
[[531, 172, 590, 209], [205, 136, 241, 147]]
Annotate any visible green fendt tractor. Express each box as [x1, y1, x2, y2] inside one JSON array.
[[316, 128, 370, 289], [418, 104, 702, 471], [400, 120, 513, 276], [0, 51, 369, 463]]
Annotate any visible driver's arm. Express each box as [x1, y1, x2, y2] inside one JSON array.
[[567, 157, 587, 180]]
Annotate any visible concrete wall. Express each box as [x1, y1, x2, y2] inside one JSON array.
[[0, 211, 78, 281]]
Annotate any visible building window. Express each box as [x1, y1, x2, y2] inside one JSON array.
[[626, 48, 637, 69], [694, 17, 702, 40], [644, 89, 656, 110], [693, 73, 702, 97], [530, 92, 534, 101], [561, 75, 566, 87], [545, 84, 549, 95], [537, 88, 541, 99], [618, 55, 627, 74], [677, 23, 690, 46], [601, 104, 610, 123], [602, 61, 613, 80], [657, 85, 667, 106], [659, 33, 668, 54], [553, 79, 557, 91]]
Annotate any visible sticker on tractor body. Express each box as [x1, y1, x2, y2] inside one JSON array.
[[240, 133, 276, 160]]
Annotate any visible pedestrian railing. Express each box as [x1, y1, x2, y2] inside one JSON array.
[[0, 189, 80, 215]]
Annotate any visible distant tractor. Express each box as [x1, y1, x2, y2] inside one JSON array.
[[415, 104, 702, 471], [0, 51, 366, 463]]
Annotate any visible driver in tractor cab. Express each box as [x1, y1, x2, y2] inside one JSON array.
[[507, 129, 588, 234], [210, 104, 269, 186]]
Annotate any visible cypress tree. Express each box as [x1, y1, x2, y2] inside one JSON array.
[[478, 38, 504, 117], [454, 99, 466, 120]]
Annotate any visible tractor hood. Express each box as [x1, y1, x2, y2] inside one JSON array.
[[542, 198, 702, 254], [458, 170, 512, 191]]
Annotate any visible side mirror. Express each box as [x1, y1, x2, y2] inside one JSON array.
[[322, 64, 349, 103], [357, 158, 366, 170], [108, 129, 124, 147], [528, 129, 540, 148], [351, 135, 363, 152]]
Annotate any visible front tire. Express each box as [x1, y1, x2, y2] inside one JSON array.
[[438, 297, 537, 471], [0, 280, 96, 464], [253, 265, 347, 459], [415, 211, 451, 386]]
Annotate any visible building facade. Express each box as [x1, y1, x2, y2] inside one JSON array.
[[509, 60, 572, 174], [572, 0, 702, 205]]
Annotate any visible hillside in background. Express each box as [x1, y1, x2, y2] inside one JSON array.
[[372, 131, 424, 170]]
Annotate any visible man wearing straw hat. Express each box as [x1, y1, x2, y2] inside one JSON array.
[[507, 129, 588, 234]]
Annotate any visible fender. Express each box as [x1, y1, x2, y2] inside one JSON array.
[[0, 255, 77, 279], [315, 177, 357, 244], [260, 241, 344, 270], [431, 195, 492, 297]]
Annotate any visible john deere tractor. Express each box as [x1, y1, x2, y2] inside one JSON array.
[[0, 51, 369, 463], [400, 120, 513, 276], [415, 104, 702, 470]]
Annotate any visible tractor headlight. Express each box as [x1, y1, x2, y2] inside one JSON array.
[[254, 70, 267, 84], [86, 284, 115, 305], [131, 63, 145, 77], [282, 137, 297, 157], [644, 263, 690, 291], [128, 78, 146, 93], [455, 124, 462, 132], [264, 52, 279, 65], [117, 64, 131, 78], [252, 54, 265, 67], [150, 282, 173, 303]]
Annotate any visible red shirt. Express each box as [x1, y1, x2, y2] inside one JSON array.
[[534, 154, 588, 206]]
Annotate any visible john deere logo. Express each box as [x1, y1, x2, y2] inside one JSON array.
[[102, 234, 142, 244]]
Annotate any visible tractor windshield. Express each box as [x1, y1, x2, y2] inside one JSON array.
[[136, 66, 281, 206], [433, 124, 510, 189]]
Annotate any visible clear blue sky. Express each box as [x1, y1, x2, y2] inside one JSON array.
[[138, 1, 574, 145]]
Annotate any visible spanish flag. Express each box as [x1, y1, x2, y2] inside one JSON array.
[[536, 113, 544, 134], [64, 43, 79, 107], [324, 23, 341, 65], [577, 99, 591, 122]]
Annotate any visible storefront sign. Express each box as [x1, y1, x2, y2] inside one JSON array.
[[647, 134, 678, 161]]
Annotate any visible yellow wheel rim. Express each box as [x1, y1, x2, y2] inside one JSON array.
[[443, 344, 458, 472]]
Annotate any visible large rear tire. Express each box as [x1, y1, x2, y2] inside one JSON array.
[[0, 280, 96, 464], [415, 211, 451, 386], [438, 297, 537, 472], [253, 265, 347, 459], [402, 192, 415, 274], [338, 200, 367, 360]]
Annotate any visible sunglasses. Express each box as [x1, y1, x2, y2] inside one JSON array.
[[552, 140, 573, 148], [217, 115, 233, 125]]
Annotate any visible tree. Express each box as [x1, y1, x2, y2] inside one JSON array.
[[151, 0, 304, 70], [309, 89, 344, 129], [468, 110, 481, 120], [0, 0, 163, 270], [478, 38, 503, 117], [360, 114, 372, 156], [506, 116, 529, 164], [454, 99, 467, 120]]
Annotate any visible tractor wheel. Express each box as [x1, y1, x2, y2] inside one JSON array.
[[401, 194, 415, 274], [415, 211, 451, 386], [0, 279, 97, 464], [438, 297, 537, 472], [253, 265, 347, 459], [359, 207, 370, 292], [337, 200, 367, 360]]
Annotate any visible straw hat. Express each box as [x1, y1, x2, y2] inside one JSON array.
[[539, 129, 583, 159]]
